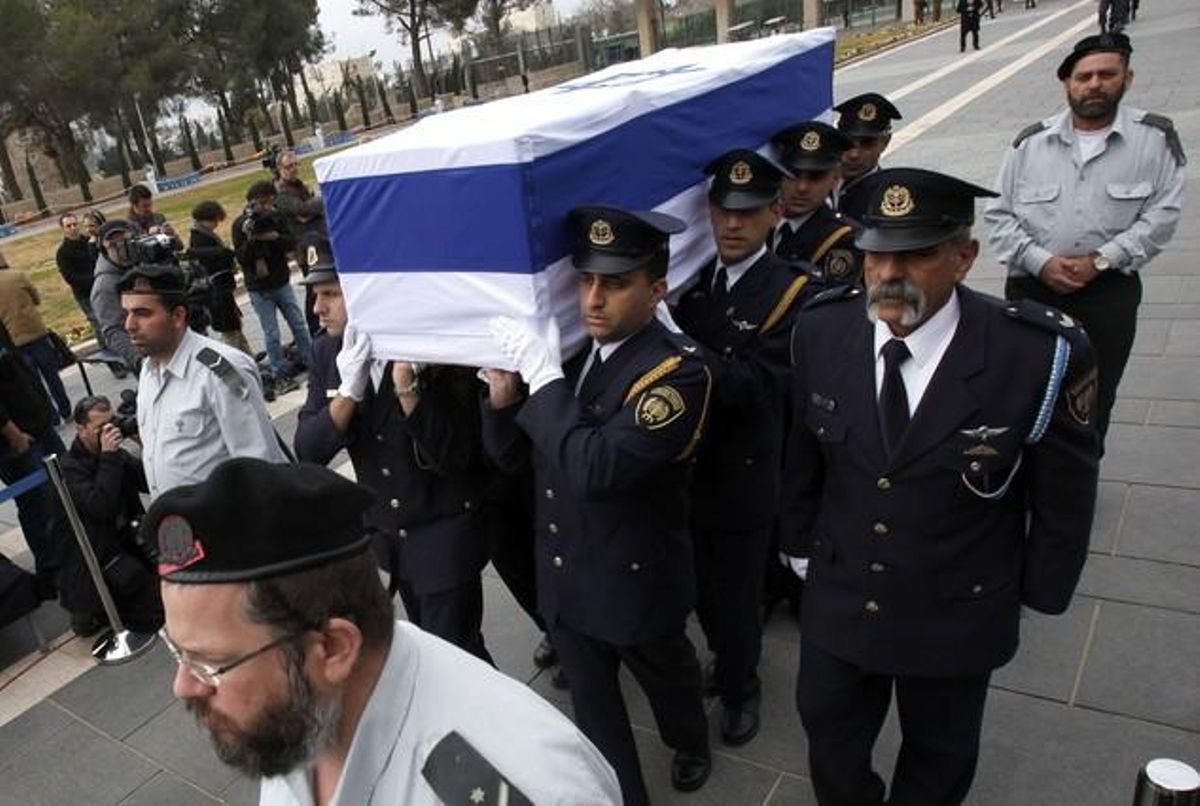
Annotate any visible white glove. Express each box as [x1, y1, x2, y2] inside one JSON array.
[[489, 316, 564, 394], [335, 324, 373, 401], [780, 552, 809, 581], [655, 300, 682, 333]]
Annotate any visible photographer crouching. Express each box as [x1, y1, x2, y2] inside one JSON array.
[[57, 395, 162, 636], [232, 182, 313, 397]]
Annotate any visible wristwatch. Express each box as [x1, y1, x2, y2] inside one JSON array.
[[1092, 252, 1112, 272]]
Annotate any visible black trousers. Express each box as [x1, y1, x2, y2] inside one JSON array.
[[1098, 0, 1129, 31], [797, 640, 991, 806], [550, 622, 709, 806], [694, 522, 772, 707], [959, 18, 980, 50], [395, 575, 494, 665], [1007, 272, 1141, 444], [482, 497, 543, 631]]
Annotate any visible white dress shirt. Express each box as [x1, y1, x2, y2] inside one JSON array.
[[716, 245, 768, 291], [575, 334, 631, 395], [873, 290, 961, 416]]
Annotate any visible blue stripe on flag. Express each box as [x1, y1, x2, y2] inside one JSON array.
[[324, 40, 833, 274]]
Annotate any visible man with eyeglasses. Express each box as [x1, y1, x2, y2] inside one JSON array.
[[149, 457, 620, 805]]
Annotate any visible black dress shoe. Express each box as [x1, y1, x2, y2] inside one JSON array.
[[720, 698, 761, 747], [551, 667, 569, 690], [532, 636, 557, 669], [671, 751, 712, 792]]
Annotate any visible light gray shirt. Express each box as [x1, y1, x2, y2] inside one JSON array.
[[985, 105, 1185, 277], [137, 328, 285, 498], [260, 622, 622, 806]]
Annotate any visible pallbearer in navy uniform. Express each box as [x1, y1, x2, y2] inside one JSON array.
[[834, 93, 903, 223], [771, 121, 864, 287], [780, 168, 1100, 806], [482, 207, 712, 805], [672, 149, 814, 747]]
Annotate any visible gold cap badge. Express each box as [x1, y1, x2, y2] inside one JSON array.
[[729, 161, 753, 185], [306, 245, 319, 267], [880, 185, 915, 217], [858, 102, 878, 122], [589, 219, 615, 246], [800, 131, 821, 151]]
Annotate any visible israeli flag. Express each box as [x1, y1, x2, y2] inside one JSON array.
[[315, 29, 835, 367]]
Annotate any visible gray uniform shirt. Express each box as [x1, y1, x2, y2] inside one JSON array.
[[260, 622, 622, 806], [137, 328, 286, 498], [986, 105, 1185, 277]]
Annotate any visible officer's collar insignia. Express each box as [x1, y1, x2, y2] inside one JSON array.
[[1068, 369, 1098, 426], [729, 161, 753, 185], [306, 245, 319, 268], [636, 384, 686, 430], [800, 131, 821, 151], [157, 515, 206, 576], [681, 345, 697, 353], [880, 185, 915, 217], [1059, 313, 1075, 328], [588, 219, 615, 246], [858, 102, 878, 122], [960, 425, 1009, 441], [732, 319, 757, 331]]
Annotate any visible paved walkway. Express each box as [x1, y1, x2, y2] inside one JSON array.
[[0, 1, 1196, 802]]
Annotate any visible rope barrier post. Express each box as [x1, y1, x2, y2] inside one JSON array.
[[42, 454, 156, 665], [1133, 759, 1200, 805]]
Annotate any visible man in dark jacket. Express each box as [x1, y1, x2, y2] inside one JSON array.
[[58, 395, 162, 636], [232, 181, 312, 392], [54, 213, 103, 341], [188, 201, 250, 355], [293, 238, 491, 661], [274, 151, 326, 336]]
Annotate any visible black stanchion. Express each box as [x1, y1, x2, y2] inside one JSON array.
[[1133, 759, 1200, 805], [42, 454, 156, 665]]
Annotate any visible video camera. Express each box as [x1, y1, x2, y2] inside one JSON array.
[[110, 389, 140, 438], [262, 144, 282, 175], [115, 233, 215, 335]]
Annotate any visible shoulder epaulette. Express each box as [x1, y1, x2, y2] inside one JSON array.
[[196, 346, 249, 399], [1139, 113, 1187, 166], [1002, 298, 1085, 342], [802, 283, 862, 311], [761, 274, 811, 334], [624, 354, 683, 405], [1012, 121, 1046, 148], [810, 225, 855, 265]]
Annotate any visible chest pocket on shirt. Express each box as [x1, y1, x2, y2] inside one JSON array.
[[1017, 184, 1060, 204], [1104, 181, 1152, 229], [169, 409, 208, 440]]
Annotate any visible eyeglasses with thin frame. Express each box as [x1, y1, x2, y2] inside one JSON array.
[[160, 628, 301, 688]]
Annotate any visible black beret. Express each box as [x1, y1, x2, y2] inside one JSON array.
[[145, 458, 376, 584], [705, 149, 787, 210], [772, 121, 852, 172], [297, 233, 339, 286], [835, 93, 902, 137], [1056, 32, 1132, 81], [97, 219, 134, 241], [855, 168, 999, 252], [568, 206, 685, 275], [117, 263, 188, 296]]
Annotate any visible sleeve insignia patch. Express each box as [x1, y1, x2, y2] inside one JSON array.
[[826, 249, 854, 280], [636, 385, 686, 430], [1067, 368, 1098, 426]]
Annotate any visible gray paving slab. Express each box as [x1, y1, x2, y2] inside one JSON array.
[[479, 573, 544, 683], [1089, 481, 1129, 554], [635, 726, 782, 806], [1142, 276, 1185, 305], [0, 700, 72, 771], [1147, 400, 1200, 428], [0, 719, 159, 806], [218, 772, 260, 806], [1122, 357, 1200, 401], [1165, 320, 1200, 356], [1078, 555, 1200, 614], [1132, 319, 1171, 356], [118, 771, 221, 805], [125, 701, 241, 794], [970, 688, 1200, 806], [765, 774, 820, 805], [1114, 484, 1200, 565], [991, 597, 1094, 703], [1110, 397, 1150, 426], [1101, 424, 1200, 488], [49, 641, 178, 740], [1075, 602, 1200, 732]]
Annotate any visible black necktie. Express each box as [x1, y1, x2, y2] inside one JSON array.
[[711, 266, 729, 308], [879, 338, 912, 453], [577, 348, 605, 401]]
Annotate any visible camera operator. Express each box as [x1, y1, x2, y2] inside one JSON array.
[[91, 220, 143, 373], [57, 395, 162, 636], [119, 263, 286, 499], [274, 151, 326, 337], [188, 201, 252, 356], [232, 181, 313, 395]]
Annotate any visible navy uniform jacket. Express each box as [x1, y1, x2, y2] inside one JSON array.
[[673, 253, 812, 531], [774, 205, 864, 287], [781, 285, 1099, 677], [295, 334, 488, 594], [482, 320, 711, 647], [837, 168, 878, 225]]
